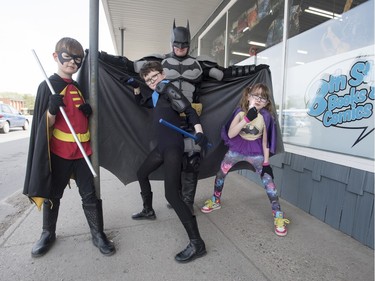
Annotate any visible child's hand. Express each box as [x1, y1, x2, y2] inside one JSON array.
[[195, 132, 208, 147], [120, 77, 140, 89], [195, 132, 210, 157], [48, 94, 65, 115], [261, 163, 274, 179], [126, 78, 140, 88], [244, 107, 257, 123], [78, 103, 92, 117]]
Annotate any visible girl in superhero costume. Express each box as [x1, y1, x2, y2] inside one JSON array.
[[23, 37, 115, 257], [128, 61, 208, 263], [200, 83, 290, 236]]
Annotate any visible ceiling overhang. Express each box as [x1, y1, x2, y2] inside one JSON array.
[[101, 0, 223, 60]]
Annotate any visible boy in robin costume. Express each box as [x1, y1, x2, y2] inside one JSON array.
[[23, 37, 115, 257]]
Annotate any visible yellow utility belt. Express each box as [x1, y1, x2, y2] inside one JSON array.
[[180, 103, 203, 117], [53, 128, 90, 142]]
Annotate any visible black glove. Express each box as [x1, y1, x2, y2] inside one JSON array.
[[121, 77, 140, 88], [261, 164, 274, 179], [99, 51, 129, 67], [254, 64, 269, 72], [155, 81, 170, 94], [195, 132, 210, 158], [194, 132, 208, 147], [245, 107, 257, 122], [48, 94, 65, 115], [78, 103, 92, 117]]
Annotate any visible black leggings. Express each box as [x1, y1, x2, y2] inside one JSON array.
[[50, 153, 97, 204], [137, 146, 193, 223]]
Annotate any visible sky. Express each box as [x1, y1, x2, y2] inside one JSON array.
[[0, 0, 115, 95]]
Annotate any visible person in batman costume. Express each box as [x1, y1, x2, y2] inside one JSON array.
[[23, 37, 115, 257], [76, 28, 284, 210], [120, 20, 269, 214]]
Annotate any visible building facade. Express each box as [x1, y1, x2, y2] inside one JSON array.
[[0, 98, 25, 113], [191, 0, 374, 248]]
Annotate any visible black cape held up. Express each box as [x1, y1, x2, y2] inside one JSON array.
[[77, 51, 284, 186]]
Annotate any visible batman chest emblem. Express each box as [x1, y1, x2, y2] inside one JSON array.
[[162, 57, 203, 81]]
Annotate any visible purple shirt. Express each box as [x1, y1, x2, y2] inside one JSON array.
[[221, 107, 278, 156]]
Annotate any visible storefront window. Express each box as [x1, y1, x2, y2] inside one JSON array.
[[200, 16, 226, 67], [227, 0, 285, 66], [284, 0, 374, 160], [197, 0, 374, 163]]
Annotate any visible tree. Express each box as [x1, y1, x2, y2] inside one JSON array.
[[22, 94, 35, 110]]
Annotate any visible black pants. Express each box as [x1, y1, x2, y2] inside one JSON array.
[[137, 146, 193, 223], [50, 153, 97, 204]]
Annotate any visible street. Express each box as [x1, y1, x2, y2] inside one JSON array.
[[0, 138, 29, 199], [0, 123, 32, 238]]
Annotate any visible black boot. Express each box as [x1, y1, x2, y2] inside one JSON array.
[[83, 199, 116, 256], [175, 216, 206, 263], [31, 199, 60, 258], [181, 171, 198, 215], [132, 192, 156, 220]]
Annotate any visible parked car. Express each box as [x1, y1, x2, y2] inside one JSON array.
[[0, 103, 29, 133]]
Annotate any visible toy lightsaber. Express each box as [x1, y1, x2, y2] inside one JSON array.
[[31, 49, 97, 177], [159, 119, 212, 148]]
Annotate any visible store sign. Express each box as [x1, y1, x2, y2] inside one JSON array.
[[282, 45, 374, 160], [307, 57, 374, 147]]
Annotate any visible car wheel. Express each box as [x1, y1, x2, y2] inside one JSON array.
[[23, 120, 29, 131], [0, 122, 10, 134]]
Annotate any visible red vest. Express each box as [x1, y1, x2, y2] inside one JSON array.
[[50, 81, 92, 159]]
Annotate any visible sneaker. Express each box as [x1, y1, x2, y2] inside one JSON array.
[[273, 211, 290, 237], [201, 197, 221, 213]]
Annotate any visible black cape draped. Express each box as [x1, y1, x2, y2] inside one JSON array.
[[77, 51, 284, 186]]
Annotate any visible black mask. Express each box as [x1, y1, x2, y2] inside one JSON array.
[[171, 20, 191, 50], [57, 48, 83, 68]]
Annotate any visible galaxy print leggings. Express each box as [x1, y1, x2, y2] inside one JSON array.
[[213, 150, 281, 212]]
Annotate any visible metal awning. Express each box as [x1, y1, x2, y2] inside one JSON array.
[[101, 0, 223, 59]]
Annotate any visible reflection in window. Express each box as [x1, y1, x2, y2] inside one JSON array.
[[227, 0, 285, 66], [200, 16, 226, 66], [287, 1, 373, 67]]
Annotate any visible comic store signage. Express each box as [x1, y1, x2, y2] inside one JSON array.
[[299, 51, 374, 161]]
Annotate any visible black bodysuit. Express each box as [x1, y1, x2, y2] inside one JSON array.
[[135, 85, 200, 222]]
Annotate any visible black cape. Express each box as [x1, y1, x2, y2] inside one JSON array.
[[77, 51, 284, 186], [23, 74, 79, 208]]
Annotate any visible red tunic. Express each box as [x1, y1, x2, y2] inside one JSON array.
[[50, 80, 92, 159]]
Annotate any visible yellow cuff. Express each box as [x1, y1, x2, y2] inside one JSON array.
[[31, 197, 46, 211]]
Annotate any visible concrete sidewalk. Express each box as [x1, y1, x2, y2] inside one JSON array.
[[1, 168, 373, 281]]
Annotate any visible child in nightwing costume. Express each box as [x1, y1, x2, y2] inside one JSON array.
[[23, 37, 115, 257], [201, 83, 290, 237], [127, 61, 208, 263]]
